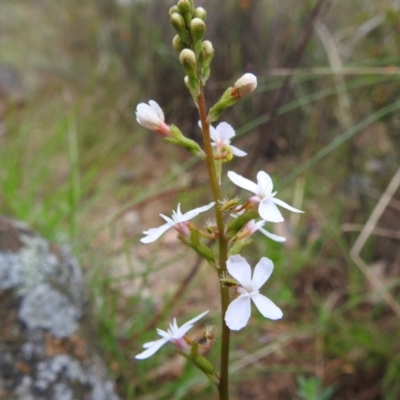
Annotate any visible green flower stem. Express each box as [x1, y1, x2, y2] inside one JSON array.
[[197, 87, 230, 400]]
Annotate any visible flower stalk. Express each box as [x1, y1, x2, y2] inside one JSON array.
[[197, 87, 231, 399], [133, 2, 304, 399]]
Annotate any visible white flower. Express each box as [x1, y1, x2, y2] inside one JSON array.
[[135, 311, 209, 360], [140, 202, 215, 244], [227, 170, 303, 223], [225, 255, 282, 331], [241, 219, 286, 242], [136, 100, 171, 136], [199, 121, 247, 157]]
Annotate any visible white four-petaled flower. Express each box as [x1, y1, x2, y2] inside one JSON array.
[[141, 202, 215, 244], [136, 100, 171, 137], [200, 121, 247, 157], [227, 171, 303, 223], [135, 311, 209, 360], [225, 254, 283, 331]]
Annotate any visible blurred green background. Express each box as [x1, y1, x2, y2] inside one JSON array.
[[1, 0, 400, 399]]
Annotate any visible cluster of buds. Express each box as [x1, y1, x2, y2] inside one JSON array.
[[169, 0, 214, 94], [169, 0, 257, 121]]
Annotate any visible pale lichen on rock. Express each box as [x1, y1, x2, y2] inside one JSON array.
[[0, 216, 120, 400]]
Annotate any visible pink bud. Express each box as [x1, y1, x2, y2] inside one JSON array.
[[232, 73, 257, 98], [136, 100, 171, 137]]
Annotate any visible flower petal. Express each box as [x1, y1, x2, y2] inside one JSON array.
[[258, 198, 284, 223], [227, 171, 258, 194], [180, 202, 215, 222], [199, 120, 219, 143], [227, 254, 252, 287], [231, 145, 247, 157], [155, 328, 170, 339], [251, 293, 283, 320], [136, 103, 161, 130], [256, 171, 273, 195], [225, 295, 252, 330], [149, 100, 164, 121], [135, 338, 168, 359], [172, 324, 196, 339], [252, 257, 274, 289], [209, 125, 218, 143], [215, 122, 235, 141], [258, 226, 286, 242], [174, 204, 183, 219], [159, 213, 174, 224], [181, 310, 209, 328], [272, 197, 304, 214], [172, 310, 209, 339], [142, 339, 162, 349], [140, 222, 173, 243]]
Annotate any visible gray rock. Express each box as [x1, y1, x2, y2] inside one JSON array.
[[0, 216, 120, 400]]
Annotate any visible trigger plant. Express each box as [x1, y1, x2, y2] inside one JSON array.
[[134, 1, 303, 399]]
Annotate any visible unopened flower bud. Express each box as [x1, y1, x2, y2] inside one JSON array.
[[179, 49, 197, 78], [232, 73, 257, 98], [170, 12, 186, 32], [190, 18, 206, 42], [136, 100, 171, 137], [184, 75, 190, 88], [184, 74, 200, 98], [199, 40, 214, 74], [202, 40, 214, 60], [177, 0, 193, 14], [199, 41, 214, 83], [172, 34, 185, 53], [194, 7, 207, 21], [169, 5, 180, 16]]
